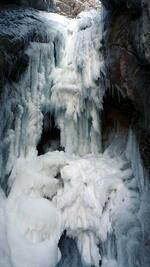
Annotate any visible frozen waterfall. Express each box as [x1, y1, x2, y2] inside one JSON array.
[[0, 7, 150, 267]]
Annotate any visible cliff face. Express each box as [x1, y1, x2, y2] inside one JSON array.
[[102, 0, 150, 171]]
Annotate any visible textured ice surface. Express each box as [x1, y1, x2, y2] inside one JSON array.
[[3, 142, 147, 267], [50, 10, 104, 155], [0, 10, 104, 187], [0, 189, 12, 267], [0, 7, 149, 267]]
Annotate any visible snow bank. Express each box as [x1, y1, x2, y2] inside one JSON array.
[[0, 188, 12, 267], [4, 149, 141, 267], [6, 151, 62, 267]]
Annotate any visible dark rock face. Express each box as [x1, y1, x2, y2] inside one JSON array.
[[0, 0, 55, 11], [102, 0, 150, 171], [101, 0, 141, 12], [20, 0, 56, 10], [0, 8, 50, 93]]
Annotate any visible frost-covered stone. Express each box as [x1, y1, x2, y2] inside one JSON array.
[[55, 0, 101, 17], [0, 0, 56, 11]]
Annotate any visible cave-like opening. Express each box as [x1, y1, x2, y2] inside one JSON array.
[[101, 88, 135, 151], [56, 232, 85, 267], [37, 112, 62, 155]]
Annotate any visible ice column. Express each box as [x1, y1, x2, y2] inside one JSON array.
[[51, 11, 105, 155]]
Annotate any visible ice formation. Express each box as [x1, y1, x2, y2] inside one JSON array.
[[50, 11, 104, 154], [0, 6, 150, 267]]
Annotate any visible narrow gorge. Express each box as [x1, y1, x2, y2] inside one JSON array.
[[0, 1, 150, 267]]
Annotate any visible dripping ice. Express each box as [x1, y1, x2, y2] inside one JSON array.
[[0, 7, 149, 267]]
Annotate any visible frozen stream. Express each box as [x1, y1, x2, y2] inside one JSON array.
[[0, 8, 150, 267]]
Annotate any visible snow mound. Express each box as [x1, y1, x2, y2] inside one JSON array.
[[4, 150, 141, 267]]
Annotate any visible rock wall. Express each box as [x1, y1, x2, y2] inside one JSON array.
[[0, 0, 55, 11], [56, 0, 100, 17], [0, 0, 100, 15], [101, 0, 141, 13], [0, 8, 50, 94], [102, 0, 150, 172]]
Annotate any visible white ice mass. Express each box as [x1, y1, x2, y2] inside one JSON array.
[[0, 7, 150, 267]]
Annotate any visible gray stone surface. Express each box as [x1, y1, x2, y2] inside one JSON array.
[[0, 8, 49, 92], [55, 0, 100, 17], [0, 0, 55, 11]]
